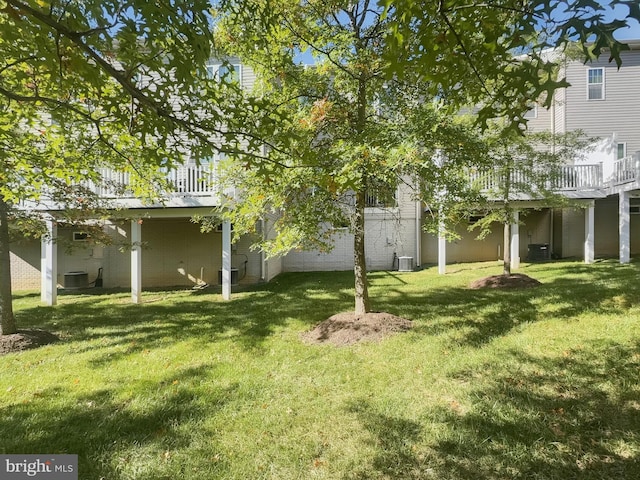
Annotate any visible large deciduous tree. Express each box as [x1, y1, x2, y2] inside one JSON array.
[[213, 0, 639, 316], [214, 0, 485, 315], [0, 0, 271, 334]]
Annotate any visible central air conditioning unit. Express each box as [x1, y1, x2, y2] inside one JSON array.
[[398, 256, 414, 272]]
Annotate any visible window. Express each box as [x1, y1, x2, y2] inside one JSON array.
[[617, 143, 627, 160], [206, 63, 241, 83], [365, 191, 397, 208], [523, 104, 538, 119], [587, 68, 604, 100], [73, 232, 89, 242]]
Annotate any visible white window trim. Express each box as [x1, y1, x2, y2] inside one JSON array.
[[617, 142, 627, 159], [587, 67, 605, 101]]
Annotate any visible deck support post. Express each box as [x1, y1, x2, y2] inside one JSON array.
[[584, 203, 595, 264], [619, 191, 630, 264], [510, 210, 520, 270], [131, 219, 142, 304], [222, 219, 232, 300], [438, 219, 446, 274], [41, 218, 57, 306]]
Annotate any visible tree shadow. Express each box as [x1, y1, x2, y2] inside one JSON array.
[[428, 340, 640, 479], [371, 260, 640, 349], [344, 399, 426, 480], [0, 365, 237, 479], [12, 271, 356, 362]]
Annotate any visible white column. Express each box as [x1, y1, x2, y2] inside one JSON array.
[[415, 200, 422, 268], [437, 220, 446, 275], [510, 211, 520, 270], [620, 191, 630, 264], [40, 219, 57, 306], [584, 204, 595, 264], [222, 219, 232, 300], [131, 219, 142, 304]]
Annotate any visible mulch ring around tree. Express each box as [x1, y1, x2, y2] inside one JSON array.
[[469, 273, 542, 290], [0, 329, 60, 355], [301, 311, 413, 346]]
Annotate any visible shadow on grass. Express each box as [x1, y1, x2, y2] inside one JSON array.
[[345, 400, 426, 480], [0, 365, 237, 479], [426, 340, 640, 480], [13, 262, 640, 358], [344, 340, 640, 480], [371, 260, 640, 348], [13, 272, 355, 360]]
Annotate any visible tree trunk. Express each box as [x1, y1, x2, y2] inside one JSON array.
[[503, 221, 511, 277], [0, 199, 17, 335], [353, 190, 370, 314], [352, 73, 371, 315]]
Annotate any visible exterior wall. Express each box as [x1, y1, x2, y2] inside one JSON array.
[[127, 218, 261, 287], [9, 238, 41, 290], [590, 196, 640, 257], [553, 198, 640, 259], [261, 216, 283, 282], [282, 184, 417, 272], [283, 229, 354, 272], [282, 181, 419, 273], [281, 213, 417, 272], [10, 216, 264, 291], [422, 209, 552, 264], [564, 49, 640, 156], [554, 71, 567, 134], [594, 197, 619, 256], [422, 223, 502, 264], [558, 207, 584, 258]]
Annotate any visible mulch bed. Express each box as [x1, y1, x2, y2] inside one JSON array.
[[301, 311, 413, 346], [0, 329, 60, 355], [469, 273, 542, 290]]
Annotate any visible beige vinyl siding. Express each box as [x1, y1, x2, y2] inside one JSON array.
[[10, 239, 41, 290], [565, 49, 640, 155], [593, 197, 619, 256], [526, 101, 553, 133], [241, 63, 257, 92], [554, 82, 567, 135], [558, 208, 584, 258], [421, 209, 552, 264]]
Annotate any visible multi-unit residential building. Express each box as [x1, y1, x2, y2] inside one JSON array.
[[9, 42, 640, 303], [423, 40, 640, 269]]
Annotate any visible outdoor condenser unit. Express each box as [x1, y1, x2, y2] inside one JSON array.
[[398, 256, 414, 272]]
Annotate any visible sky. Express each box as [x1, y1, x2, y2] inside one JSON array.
[[608, 1, 640, 40], [292, 2, 640, 65]]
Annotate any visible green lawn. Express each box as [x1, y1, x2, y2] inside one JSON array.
[[1, 260, 639, 479]]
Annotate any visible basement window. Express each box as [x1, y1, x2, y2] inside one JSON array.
[[73, 232, 89, 242]]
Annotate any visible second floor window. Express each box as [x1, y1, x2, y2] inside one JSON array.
[[206, 63, 241, 84], [587, 68, 604, 100]]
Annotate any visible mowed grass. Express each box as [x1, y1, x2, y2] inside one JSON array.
[[1, 260, 639, 479]]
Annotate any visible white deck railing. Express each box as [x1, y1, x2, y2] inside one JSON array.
[[468, 164, 603, 194], [88, 164, 219, 198], [613, 155, 639, 186], [553, 164, 603, 190]]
